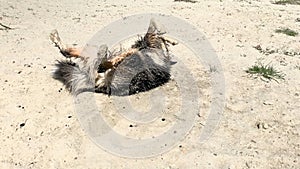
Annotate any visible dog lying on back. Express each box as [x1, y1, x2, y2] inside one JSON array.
[[50, 19, 177, 96]]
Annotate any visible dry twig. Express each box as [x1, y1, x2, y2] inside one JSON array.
[[0, 23, 16, 30]]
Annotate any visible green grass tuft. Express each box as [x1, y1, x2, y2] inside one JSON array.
[[274, 0, 300, 5], [246, 62, 285, 82], [275, 28, 298, 36]]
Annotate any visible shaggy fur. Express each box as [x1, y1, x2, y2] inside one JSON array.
[[51, 19, 177, 96]]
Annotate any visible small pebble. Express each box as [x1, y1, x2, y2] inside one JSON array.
[[254, 45, 262, 51], [256, 122, 269, 130], [24, 64, 31, 67], [20, 123, 25, 128], [263, 101, 273, 105], [262, 123, 269, 129], [256, 122, 262, 129]]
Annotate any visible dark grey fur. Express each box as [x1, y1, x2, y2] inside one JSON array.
[[108, 48, 170, 96], [52, 20, 174, 96]]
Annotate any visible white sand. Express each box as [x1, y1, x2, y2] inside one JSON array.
[[0, 0, 299, 168]]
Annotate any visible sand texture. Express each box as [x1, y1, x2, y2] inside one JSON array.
[[0, 0, 299, 168]]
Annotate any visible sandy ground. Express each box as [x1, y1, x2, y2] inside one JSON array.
[[1, 0, 300, 168]]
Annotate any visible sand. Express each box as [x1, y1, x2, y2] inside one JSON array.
[[0, 0, 299, 168]]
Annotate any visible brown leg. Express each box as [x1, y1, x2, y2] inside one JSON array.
[[64, 47, 83, 58], [159, 36, 178, 52], [50, 30, 85, 60], [109, 48, 138, 67]]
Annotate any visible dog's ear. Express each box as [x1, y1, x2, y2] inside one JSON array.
[[147, 18, 167, 35]]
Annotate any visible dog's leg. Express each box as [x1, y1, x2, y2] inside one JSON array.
[[109, 48, 138, 67], [159, 36, 178, 46], [50, 30, 85, 60], [158, 36, 178, 52]]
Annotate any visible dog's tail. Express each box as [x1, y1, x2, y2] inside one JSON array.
[[52, 45, 108, 95], [52, 60, 94, 95]]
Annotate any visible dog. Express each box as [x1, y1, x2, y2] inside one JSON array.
[[50, 19, 177, 96]]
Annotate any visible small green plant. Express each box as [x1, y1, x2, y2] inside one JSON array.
[[275, 28, 298, 36], [274, 0, 300, 5], [174, 0, 197, 3], [246, 62, 285, 82]]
